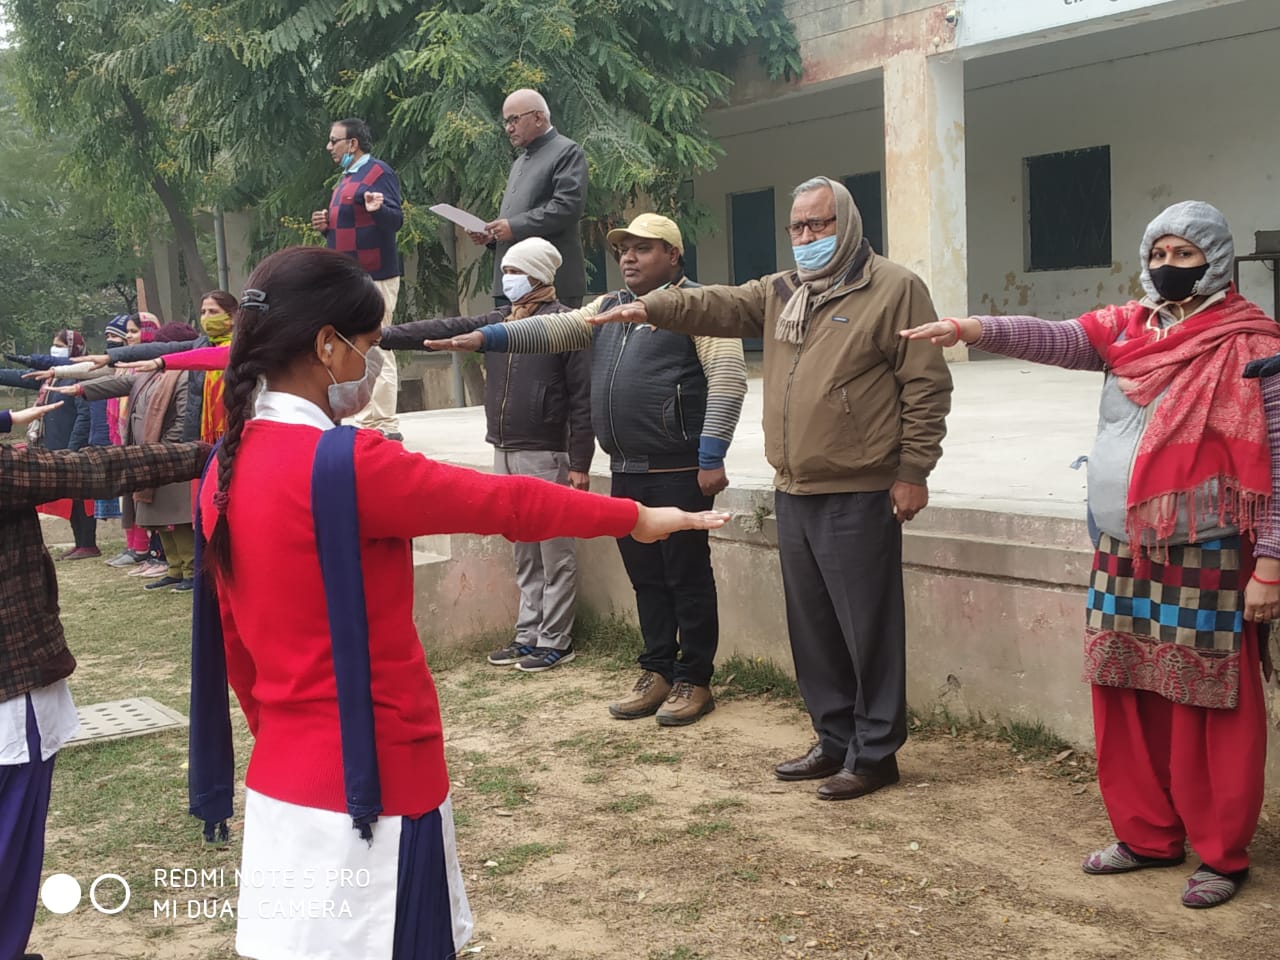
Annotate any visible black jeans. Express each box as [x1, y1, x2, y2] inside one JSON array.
[[611, 470, 718, 685]]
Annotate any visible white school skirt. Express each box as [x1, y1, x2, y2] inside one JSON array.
[[235, 788, 472, 960]]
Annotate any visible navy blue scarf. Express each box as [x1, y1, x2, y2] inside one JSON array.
[[189, 426, 383, 842]]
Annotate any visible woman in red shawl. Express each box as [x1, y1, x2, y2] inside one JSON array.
[[904, 201, 1280, 908]]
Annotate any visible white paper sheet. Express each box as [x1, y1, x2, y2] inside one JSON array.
[[428, 203, 489, 234]]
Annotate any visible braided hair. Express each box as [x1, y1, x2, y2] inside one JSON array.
[[204, 246, 386, 579]]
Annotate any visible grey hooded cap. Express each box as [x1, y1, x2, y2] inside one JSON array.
[[1139, 200, 1235, 301]]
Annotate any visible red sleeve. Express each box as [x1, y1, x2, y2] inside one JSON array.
[[218, 589, 260, 736], [163, 345, 231, 371], [353, 430, 638, 541]]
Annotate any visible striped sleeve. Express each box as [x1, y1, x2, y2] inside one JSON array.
[[480, 297, 606, 354], [1256, 372, 1280, 559], [691, 335, 748, 468], [972, 316, 1106, 371]]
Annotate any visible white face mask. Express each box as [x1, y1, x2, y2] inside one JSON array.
[[50, 346, 71, 359], [501, 273, 535, 304], [326, 333, 383, 421]]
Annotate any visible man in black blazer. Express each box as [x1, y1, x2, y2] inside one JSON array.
[[470, 89, 589, 306]]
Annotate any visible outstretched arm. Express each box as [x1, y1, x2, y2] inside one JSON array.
[[901, 315, 1105, 372], [380, 309, 506, 351], [0, 441, 211, 508], [353, 433, 727, 543], [425, 298, 607, 355]]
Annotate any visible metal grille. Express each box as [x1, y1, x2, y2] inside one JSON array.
[[1026, 146, 1112, 271], [65, 697, 188, 746]]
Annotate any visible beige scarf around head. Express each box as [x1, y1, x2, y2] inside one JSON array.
[[775, 177, 865, 345]]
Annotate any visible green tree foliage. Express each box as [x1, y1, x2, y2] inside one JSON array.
[[3, 0, 800, 312], [0, 48, 144, 349]]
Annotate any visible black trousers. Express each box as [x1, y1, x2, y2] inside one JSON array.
[[611, 470, 717, 685], [775, 490, 907, 773], [68, 498, 96, 550]]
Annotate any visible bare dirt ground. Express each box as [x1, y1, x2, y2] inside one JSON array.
[[31, 654, 1280, 960]]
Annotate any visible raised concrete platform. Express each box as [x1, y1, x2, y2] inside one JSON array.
[[396, 358, 1275, 786]]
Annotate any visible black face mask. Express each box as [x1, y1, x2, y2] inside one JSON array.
[[1149, 263, 1209, 302]]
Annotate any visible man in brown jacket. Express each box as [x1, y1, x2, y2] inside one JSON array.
[[589, 176, 952, 800]]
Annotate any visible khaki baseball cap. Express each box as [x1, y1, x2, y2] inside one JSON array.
[[606, 213, 683, 254]]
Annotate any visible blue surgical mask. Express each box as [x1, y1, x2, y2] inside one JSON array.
[[340, 152, 355, 171], [793, 234, 838, 272]]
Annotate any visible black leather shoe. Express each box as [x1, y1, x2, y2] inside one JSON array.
[[817, 755, 900, 801], [144, 576, 184, 590], [774, 743, 843, 781]]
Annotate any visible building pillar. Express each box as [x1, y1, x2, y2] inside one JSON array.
[[883, 51, 969, 360]]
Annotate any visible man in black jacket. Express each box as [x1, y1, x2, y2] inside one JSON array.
[[382, 238, 593, 672]]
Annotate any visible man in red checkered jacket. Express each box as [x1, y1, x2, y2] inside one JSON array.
[[311, 117, 405, 439]]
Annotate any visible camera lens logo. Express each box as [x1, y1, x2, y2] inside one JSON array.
[[40, 873, 132, 915]]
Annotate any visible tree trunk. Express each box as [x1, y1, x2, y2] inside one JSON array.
[[118, 86, 216, 296]]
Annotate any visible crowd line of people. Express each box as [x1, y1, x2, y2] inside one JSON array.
[[1, 86, 1278, 960]]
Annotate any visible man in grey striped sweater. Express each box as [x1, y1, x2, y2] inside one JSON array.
[[427, 213, 746, 726]]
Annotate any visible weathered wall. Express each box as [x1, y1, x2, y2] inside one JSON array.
[[399, 495, 1280, 792], [965, 26, 1280, 321]]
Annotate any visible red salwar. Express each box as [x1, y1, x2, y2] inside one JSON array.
[[1092, 623, 1267, 874]]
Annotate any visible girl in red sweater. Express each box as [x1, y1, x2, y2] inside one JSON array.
[[193, 246, 726, 960]]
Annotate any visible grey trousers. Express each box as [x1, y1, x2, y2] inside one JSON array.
[[775, 490, 907, 774], [493, 449, 578, 650]]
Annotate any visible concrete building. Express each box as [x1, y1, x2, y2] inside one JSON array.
[[678, 0, 1280, 334]]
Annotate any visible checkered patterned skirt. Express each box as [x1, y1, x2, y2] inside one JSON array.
[[1084, 533, 1245, 709]]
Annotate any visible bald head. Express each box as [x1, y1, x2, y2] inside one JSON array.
[[502, 88, 551, 148]]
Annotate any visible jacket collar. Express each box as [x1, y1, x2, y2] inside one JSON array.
[[523, 127, 558, 155]]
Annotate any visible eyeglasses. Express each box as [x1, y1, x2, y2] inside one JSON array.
[[502, 110, 539, 129], [327, 135, 352, 145], [784, 216, 837, 240]]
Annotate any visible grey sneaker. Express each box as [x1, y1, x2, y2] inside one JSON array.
[[487, 642, 535, 666], [106, 549, 145, 567], [515, 646, 576, 673]]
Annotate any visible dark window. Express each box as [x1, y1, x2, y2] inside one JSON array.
[[730, 188, 775, 352], [843, 172, 885, 255], [583, 224, 609, 294], [1025, 146, 1111, 271], [730, 188, 776, 284]]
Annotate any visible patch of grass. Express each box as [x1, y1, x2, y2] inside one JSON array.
[[714, 654, 800, 702], [602, 793, 657, 814], [468, 763, 537, 807], [732, 867, 762, 883], [686, 819, 732, 838], [652, 900, 705, 926], [635, 750, 681, 765], [482, 841, 566, 876], [556, 729, 646, 767], [452, 810, 473, 830], [648, 948, 703, 960], [582, 770, 607, 784], [1001, 718, 1072, 759], [909, 704, 1075, 760], [574, 609, 644, 670], [693, 797, 746, 814]]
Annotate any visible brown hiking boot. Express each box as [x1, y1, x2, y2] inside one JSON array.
[[608, 671, 672, 720], [655, 681, 715, 727]]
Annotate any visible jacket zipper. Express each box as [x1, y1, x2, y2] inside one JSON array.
[[676, 383, 688, 440], [840, 386, 851, 416], [781, 342, 805, 492], [497, 352, 514, 448], [607, 324, 632, 467]]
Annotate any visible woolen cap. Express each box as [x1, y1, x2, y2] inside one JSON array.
[[501, 237, 563, 285], [607, 213, 684, 254], [1139, 201, 1235, 301]]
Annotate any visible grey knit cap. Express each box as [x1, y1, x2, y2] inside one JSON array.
[[1139, 200, 1234, 301]]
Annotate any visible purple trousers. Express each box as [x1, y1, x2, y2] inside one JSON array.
[[0, 696, 56, 960]]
